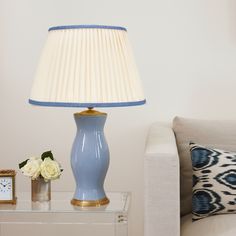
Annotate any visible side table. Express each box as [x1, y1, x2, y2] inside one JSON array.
[[0, 192, 130, 236]]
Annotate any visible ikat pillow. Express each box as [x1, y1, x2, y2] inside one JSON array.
[[190, 143, 236, 220]]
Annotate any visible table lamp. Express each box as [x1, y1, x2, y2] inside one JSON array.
[[29, 25, 145, 207]]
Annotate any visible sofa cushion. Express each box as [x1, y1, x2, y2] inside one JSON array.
[[181, 213, 236, 236], [173, 116, 236, 216], [190, 143, 236, 220]]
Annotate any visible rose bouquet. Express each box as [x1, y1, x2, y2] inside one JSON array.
[[19, 151, 63, 181]]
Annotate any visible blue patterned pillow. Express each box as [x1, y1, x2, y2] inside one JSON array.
[[190, 143, 236, 220]]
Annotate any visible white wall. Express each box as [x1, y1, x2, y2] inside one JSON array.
[[1, 0, 236, 235]]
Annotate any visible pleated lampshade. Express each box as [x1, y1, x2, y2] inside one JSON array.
[[29, 25, 145, 107]]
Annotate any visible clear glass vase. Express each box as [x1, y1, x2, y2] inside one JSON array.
[[31, 177, 51, 202]]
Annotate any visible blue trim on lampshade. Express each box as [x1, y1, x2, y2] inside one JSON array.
[[29, 99, 146, 108], [48, 25, 127, 32]]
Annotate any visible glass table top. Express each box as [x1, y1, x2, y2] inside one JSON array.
[[0, 192, 130, 213]]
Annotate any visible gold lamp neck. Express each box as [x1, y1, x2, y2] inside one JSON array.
[[75, 108, 107, 116]]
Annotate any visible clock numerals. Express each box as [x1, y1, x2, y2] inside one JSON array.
[[0, 182, 12, 192], [0, 177, 13, 201]]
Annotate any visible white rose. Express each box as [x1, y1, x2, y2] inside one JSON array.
[[40, 158, 61, 181], [21, 157, 42, 180]]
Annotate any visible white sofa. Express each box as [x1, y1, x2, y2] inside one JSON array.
[[144, 117, 236, 236]]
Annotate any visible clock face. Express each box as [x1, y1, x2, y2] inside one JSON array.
[[0, 177, 13, 200]]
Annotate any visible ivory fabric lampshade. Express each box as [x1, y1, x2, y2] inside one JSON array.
[[29, 25, 145, 107], [29, 25, 145, 207]]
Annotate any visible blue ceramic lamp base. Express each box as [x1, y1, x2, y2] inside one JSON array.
[[70, 109, 110, 207]]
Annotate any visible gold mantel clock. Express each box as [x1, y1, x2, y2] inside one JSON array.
[[0, 170, 16, 204]]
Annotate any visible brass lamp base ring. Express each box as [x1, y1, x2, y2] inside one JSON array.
[[71, 197, 110, 207]]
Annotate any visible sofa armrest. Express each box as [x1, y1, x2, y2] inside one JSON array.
[[144, 122, 180, 236]]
